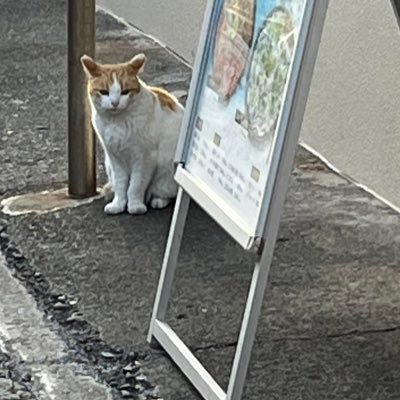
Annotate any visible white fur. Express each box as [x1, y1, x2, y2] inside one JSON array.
[[86, 61, 183, 215]]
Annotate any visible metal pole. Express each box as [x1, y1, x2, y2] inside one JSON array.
[[68, 0, 96, 198]]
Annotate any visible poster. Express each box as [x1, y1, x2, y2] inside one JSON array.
[[184, 0, 307, 232]]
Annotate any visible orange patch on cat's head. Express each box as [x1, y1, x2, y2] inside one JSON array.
[[80, 54, 146, 96]]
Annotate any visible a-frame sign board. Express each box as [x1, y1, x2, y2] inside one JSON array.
[[148, 1, 329, 399]]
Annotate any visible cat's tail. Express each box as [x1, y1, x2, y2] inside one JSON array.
[[101, 182, 114, 202], [170, 90, 187, 106]]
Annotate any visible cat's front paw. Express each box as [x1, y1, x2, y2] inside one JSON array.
[[104, 201, 126, 215], [128, 202, 148, 215]]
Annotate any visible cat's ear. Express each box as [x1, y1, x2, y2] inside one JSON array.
[[81, 55, 102, 78], [128, 53, 146, 75]]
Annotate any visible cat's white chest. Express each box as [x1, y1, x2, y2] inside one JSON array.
[[93, 114, 139, 156], [104, 122, 129, 150]]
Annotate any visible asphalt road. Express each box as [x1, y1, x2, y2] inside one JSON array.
[[96, 0, 206, 63]]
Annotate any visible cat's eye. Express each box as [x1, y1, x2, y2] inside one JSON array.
[[121, 89, 130, 95], [99, 90, 109, 95]]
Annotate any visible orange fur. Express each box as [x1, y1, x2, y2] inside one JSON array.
[[150, 87, 178, 112], [82, 56, 179, 112], [87, 64, 141, 96]]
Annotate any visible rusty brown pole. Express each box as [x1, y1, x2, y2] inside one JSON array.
[[68, 0, 96, 198]]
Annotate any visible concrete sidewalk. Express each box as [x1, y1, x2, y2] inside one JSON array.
[[1, 1, 400, 399]]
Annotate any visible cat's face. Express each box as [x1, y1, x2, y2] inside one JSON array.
[[81, 54, 146, 114]]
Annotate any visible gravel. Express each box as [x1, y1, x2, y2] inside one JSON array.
[[0, 228, 161, 400], [0, 345, 36, 400]]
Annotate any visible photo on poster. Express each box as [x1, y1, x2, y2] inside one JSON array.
[[185, 0, 307, 233]]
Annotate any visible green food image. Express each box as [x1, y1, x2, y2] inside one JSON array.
[[246, 6, 296, 140]]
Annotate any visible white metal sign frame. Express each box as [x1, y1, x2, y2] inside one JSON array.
[[391, 0, 400, 26], [148, 1, 329, 399]]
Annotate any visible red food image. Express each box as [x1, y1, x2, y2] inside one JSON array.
[[211, 0, 255, 101]]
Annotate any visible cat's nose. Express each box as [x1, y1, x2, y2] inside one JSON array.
[[111, 100, 119, 108]]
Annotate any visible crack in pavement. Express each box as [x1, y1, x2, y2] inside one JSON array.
[[191, 326, 400, 354], [191, 341, 238, 353], [269, 326, 400, 343]]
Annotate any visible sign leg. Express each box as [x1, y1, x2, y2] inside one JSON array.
[[227, 1, 329, 398], [226, 253, 272, 400], [147, 187, 190, 345], [391, 0, 400, 26]]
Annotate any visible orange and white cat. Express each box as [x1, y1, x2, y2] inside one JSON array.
[[81, 53, 183, 215]]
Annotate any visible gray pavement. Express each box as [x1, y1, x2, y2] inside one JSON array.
[[1, 1, 400, 400]]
